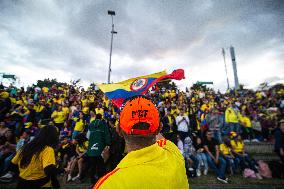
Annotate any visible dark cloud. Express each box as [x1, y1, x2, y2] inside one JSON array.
[[0, 0, 283, 89]]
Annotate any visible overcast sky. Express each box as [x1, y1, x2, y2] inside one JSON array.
[[0, 0, 283, 91]]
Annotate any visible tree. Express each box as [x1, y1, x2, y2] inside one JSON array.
[[157, 80, 177, 90], [33, 78, 67, 88]]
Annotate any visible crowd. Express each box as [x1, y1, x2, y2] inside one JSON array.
[[0, 81, 283, 186]]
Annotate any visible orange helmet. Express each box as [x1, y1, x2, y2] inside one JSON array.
[[119, 96, 160, 135]]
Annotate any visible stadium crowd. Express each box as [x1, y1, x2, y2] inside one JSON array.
[[0, 81, 283, 186]]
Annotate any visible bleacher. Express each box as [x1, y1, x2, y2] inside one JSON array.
[[1, 142, 283, 189]]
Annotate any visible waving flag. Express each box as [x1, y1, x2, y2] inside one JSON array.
[[97, 69, 185, 107]]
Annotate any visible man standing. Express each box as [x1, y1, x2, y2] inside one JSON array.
[[87, 113, 111, 183], [93, 96, 188, 189], [175, 109, 190, 141]]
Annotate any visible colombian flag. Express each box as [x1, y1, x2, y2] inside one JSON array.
[[97, 69, 185, 107]]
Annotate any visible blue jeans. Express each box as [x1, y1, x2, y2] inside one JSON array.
[[189, 155, 199, 170], [235, 154, 258, 173], [0, 153, 14, 174], [72, 130, 81, 139], [222, 155, 237, 174], [196, 152, 208, 171], [185, 154, 199, 170], [205, 153, 227, 179]]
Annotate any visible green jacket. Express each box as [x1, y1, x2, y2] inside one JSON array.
[[87, 119, 111, 157]]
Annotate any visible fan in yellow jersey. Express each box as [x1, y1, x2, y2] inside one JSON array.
[[72, 112, 86, 139], [219, 138, 237, 175], [11, 126, 60, 189], [239, 111, 253, 141], [93, 96, 189, 189], [51, 105, 66, 130], [229, 132, 263, 179]]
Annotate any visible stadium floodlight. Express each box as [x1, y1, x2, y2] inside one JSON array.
[[107, 10, 117, 84]]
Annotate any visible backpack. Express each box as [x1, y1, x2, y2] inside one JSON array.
[[268, 161, 284, 179], [243, 168, 257, 179], [258, 160, 272, 178]]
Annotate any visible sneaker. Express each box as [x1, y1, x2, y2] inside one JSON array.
[[0, 173, 13, 183], [256, 173, 263, 180], [203, 169, 208, 176], [188, 168, 194, 171], [196, 169, 201, 177], [72, 174, 80, 181], [0, 172, 13, 179], [217, 177, 228, 184], [252, 139, 260, 143], [67, 174, 72, 182]]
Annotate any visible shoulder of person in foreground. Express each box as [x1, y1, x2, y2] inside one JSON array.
[[93, 134, 188, 189]]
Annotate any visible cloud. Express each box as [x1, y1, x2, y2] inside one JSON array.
[[0, 0, 283, 91]]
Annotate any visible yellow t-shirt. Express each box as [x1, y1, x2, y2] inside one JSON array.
[[240, 116, 252, 128], [81, 99, 88, 107], [34, 105, 44, 113], [95, 108, 104, 116], [77, 141, 89, 153], [11, 146, 55, 187], [51, 111, 66, 124], [220, 143, 230, 155], [82, 107, 89, 114], [62, 107, 70, 116], [74, 119, 85, 132], [230, 140, 244, 153], [170, 108, 180, 117], [42, 87, 49, 93], [10, 97, 16, 104]]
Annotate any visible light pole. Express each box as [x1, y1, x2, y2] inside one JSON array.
[[107, 10, 117, 84]]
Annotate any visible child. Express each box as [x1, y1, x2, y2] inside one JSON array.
[[194, 137, 208, 176], [219, 138, 237, 175], [183, 136, 199, 176]]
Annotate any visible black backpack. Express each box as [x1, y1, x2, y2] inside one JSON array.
[[268, 160, 284, 179]]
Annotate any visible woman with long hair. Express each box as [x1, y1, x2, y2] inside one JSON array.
[[11, 125, 60, 189]]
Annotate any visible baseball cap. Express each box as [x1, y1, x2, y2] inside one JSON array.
[[119, 96, 160, 135]]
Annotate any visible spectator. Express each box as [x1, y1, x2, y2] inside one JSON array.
[[194, 136, 208, 176], [93, 96, 189, 189], [87, 113, 111, 184], [204, 130, 228, 183], [175, 109, 190, 142], [230, 132, 262, 179], [11, 125, 60, 189], [274, 120, 284, 163]]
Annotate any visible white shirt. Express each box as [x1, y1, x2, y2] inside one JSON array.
[[177, 139, 184, 155], [176, 115, 190, 132]]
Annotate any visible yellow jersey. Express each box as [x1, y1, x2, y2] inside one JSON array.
[[62, 107, 70, 116], [74, 119, 85, 132], [51, 111, 65, 124], [77, 141, 89, 153], [230, 140, 244, 153], [93, 140, 189, 189], [12, 146, 56, 187], [219, 143, 230, 155], [239, 116, 252, 128], [95, 108, 104, 116]]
